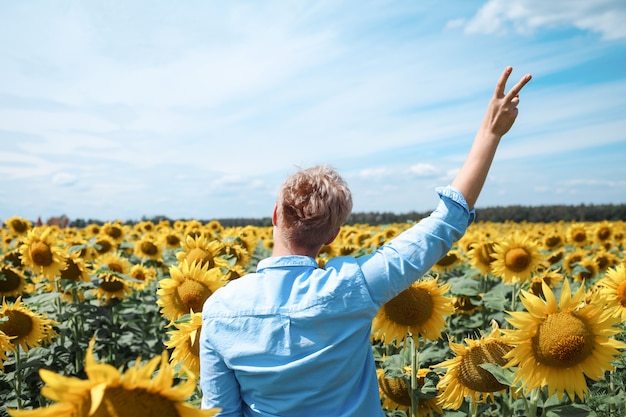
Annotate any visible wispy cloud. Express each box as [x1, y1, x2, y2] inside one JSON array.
[[462, 0, 626, 40]]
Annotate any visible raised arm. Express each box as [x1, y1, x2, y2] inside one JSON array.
[[451, 66, 532, 209]]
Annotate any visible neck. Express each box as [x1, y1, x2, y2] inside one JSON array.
[[271, 227, 320, 258]]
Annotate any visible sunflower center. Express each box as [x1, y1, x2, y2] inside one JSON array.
[[177, 280, 212, 314], [504, 248, 530, 273], [548, 250, 564, 265], [60, 259, 81, 281], [0, 310, 33, 339], [10, 219, 29, 234], [545, 236, 562, 248], [596, 227, 611, 241], [0, 268, 21, 292], [100, 277, 125, 293], [105, 226, 123, 240], [30, 242, 53, 267], [96, 239, 114, 254], [132, 270, 147, 282], [186, 248, 214, 268], [437, 252, 459, 267], [108, 263, 124, 274], [384, 287, 434, 326], [165, 235, 181, 246], [532, 312, 594, 368], [377, 374, 411, 406], [458, 341, 512, 392], [529, 280, 544, 297], [91, 387, 179, 417], [141, 241, 159, 256], [572, 230, 586, 243], [596, 255, 610, 270], [454, 295, 479, 312]]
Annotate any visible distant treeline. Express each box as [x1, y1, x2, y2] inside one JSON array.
[[340, 203, 626, 225], [64, 203, 626, 229]]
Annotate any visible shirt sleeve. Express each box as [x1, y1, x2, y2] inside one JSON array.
[[357, 185, 475, 306], [200, 317, 242, 416]]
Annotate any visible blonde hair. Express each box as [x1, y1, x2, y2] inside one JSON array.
[[277, 165, 353, 250]]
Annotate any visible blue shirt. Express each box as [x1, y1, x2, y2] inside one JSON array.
[[200, 186, 474, 417]]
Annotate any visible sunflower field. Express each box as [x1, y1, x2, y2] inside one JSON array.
[[0, 215, 625, 417]]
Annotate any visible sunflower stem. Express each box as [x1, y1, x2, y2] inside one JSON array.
[[510, 281, 520, 313], [469, 399, 478, 417], [608, 369, 616, 417], [14, 344, 23, 409], [526, 388, 540, 417], [409, 333, 420, 417]]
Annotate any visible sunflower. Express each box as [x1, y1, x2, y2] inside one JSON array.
[[94, 275, 132, 302], [452, 295, 482, 316], [541, 227, 565, 252], [3, 216, 32, 236], [0, 330, 15, 370], [572, 257, 598, 282], [65, 236, 99, 263], [175, 235, 228, 270], [164, 312, 203, 375], [502, 279, 626, 401], [101, 221, 126, 244], [372, 278, 454, 345], [82, 223, 102, 237], [19, 227, 67, 280], [134, 220, 156, 234], [133, 232, 163, 261], [593, 248, 619, 273], [596, 263, 626, 320], [567, 223, 589, 247], [562, 247, 588, 276], [466, 240, 497, 276], [0, 296, 58, 352], [591, 220, 614, 248], [223, 264, 248, 281], [221, 226, 259, 258], [161, 230, 183, 250], [432, 249, 463, 274], [1, 233, 18, 254], [528, 268, 564, 298], [377, 367, 443, 417], [128, 264, 157, 290], [435, 323, 513, 411], [7, 338, 219, 417], [92, 253, 134, 301], [205, 220, 224, 236], [216, 238, 250, 267], [546, 247, 565, 267], [0, 265, 27, 298], [93, 234, 118, 256], [157, 259, 227, 322], [490, 232, 544, 284], [59, 251, 91, 283], [94, 252, 132, 277]]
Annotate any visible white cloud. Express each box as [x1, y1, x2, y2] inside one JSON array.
[[464, 0, 626, 40], [410, 163, 439, 177]]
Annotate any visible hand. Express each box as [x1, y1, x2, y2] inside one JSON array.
[[482, 67, 532, 137]]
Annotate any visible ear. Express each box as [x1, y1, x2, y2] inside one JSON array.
[[272, 203, 279, 226], [323, 228, 340, 245]]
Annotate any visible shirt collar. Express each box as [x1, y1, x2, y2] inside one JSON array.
[[257, 255, 319, 272]]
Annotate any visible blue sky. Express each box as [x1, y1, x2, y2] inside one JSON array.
[[1, 1, 625, 222]]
